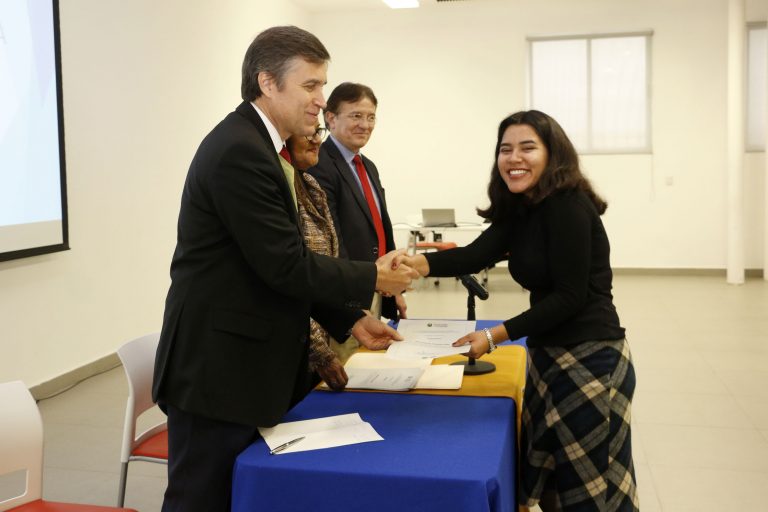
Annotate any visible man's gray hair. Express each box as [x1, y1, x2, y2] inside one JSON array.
[[241, 26, 330, 101]]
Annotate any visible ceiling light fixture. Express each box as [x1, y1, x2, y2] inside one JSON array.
[[382, 0, 419, 8]]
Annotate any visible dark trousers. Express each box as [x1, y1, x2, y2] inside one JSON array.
[[161, 404, 260, 512]]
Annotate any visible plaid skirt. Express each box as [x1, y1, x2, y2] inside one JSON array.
[[519, 338, 639, 511]]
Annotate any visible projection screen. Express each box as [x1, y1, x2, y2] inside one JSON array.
[[0, 0, 69, 262]]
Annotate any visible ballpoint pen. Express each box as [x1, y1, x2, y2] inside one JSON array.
[[269, 436, 305, 455]]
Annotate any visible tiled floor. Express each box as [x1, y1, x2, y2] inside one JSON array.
[[9, 272, 768, 511]]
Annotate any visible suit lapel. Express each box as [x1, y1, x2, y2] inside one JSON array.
[[322, 139, 377, 229], [361, 155, 386, 209], [235, 102, 302, 234], [235, 101, 282, 168], [361, 155, 394, 250]]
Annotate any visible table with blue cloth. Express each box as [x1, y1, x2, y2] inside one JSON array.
[[231, 319, 527, 512], [231, 391, 516, 512]]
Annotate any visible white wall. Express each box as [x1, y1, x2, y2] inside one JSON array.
[[0, 0, 765, 386], [309, 0, 767, 268], [0, 0, 307, 387]]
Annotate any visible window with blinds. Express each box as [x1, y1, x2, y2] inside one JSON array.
[[747, 24, 766, 152], [529, 33, 652, 154]]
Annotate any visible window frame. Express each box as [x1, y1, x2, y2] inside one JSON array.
[[527, 31, 653, 155], [746, 22, 767, 153]]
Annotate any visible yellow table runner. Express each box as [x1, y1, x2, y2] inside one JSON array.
[[341, 345, 528, 436]]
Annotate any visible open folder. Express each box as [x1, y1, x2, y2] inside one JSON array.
[[320, 353, 464, 391]]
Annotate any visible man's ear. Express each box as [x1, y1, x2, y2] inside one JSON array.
[[258, 71, 276, 98], [324, 111, 335, 130]]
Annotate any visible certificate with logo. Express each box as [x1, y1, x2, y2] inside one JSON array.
[[387, 319, 476, 359]]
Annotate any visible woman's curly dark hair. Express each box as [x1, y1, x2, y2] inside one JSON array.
[[477, 110, 607, 222]]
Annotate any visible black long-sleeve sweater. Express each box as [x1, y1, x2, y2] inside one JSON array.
[[425, 189, 625, 348]]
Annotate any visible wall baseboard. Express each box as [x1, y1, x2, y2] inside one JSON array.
[[613, 268, 764, 277], [487, 266, 764, 278], [30, 352, 121, 401]]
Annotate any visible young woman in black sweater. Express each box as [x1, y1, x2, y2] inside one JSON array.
[[399, 111, 638, 512]]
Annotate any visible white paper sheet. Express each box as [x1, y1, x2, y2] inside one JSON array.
[[345, 352, 433, 369], [258, 413, 383, 454], [396, 319, 476, 345], [345, 367, 425, 391], [335, 353, 463, 390], [387, 319, 476, 359], [385, 341, 469, 360], [414, 364, 464, 390]]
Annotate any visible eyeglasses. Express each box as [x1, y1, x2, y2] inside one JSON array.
[[341, 112, 377, 125], [306, 126, 329, 142]]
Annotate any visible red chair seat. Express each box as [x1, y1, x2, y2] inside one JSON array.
[[132, 429, 168, 459], [9, 499, 137, 511], [415, 242, 457, 251]]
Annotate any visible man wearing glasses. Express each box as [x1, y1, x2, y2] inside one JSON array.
[[309, 83, 407, 344]]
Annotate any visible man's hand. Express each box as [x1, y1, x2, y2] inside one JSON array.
[[395, 294, 408, 319], [351, 315, 403, 351], [317, 358, 348, 391], [375, 249, 419, 296]]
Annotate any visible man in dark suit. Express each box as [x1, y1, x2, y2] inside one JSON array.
[[308, 83, 407, 328], [152, 27, 416, 512]]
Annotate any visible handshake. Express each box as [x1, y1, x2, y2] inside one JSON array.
[[374, 250, 429, 297]]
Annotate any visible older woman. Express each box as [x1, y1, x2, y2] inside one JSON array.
[[286, 123, 349, 391], [399, 111, 638, 511]]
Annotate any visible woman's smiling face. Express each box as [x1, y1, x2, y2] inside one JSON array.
[[497, 124, 549, 196]]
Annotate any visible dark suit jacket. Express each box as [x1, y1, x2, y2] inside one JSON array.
[[307, 138, 398, 320], [152, 102, 375, 427]]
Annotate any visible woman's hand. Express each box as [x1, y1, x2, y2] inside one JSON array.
[[452, 330, 491, 359], [317, 358, 348, 391], [393, 253, 430, 277], [395, 294, 408, 319]]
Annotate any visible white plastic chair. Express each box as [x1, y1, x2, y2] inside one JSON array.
[[116, 333, 168, 507], [0, 380, 136, 511]]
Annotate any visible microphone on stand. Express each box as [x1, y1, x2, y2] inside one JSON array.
[[459, 274, 489, 300], [452, 275, 496, 375]]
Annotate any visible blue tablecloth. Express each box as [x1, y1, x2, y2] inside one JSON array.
[[232, 391, 517, 512]]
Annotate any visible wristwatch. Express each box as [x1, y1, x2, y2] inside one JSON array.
[[482, 328, 496, 353]]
